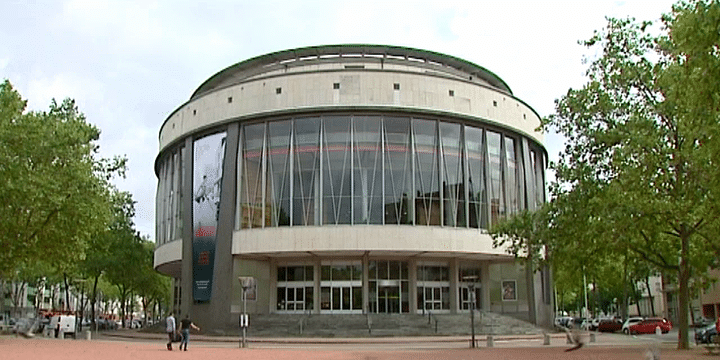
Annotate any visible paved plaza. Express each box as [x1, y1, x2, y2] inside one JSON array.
[[0, 332, 715, 360]]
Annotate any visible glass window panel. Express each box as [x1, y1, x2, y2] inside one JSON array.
[[287, 266, 304, 282], [305, 266, 314, 281], [267, 120, 292, 226], [333, 265, 351, 281], [293, 117, 321, 226], [413, 119, 440, 226], [342, 287, 350, 310], [332, 287, 340, 309], [277, 288, 286, 310], [296, 287, 304, 301], [277, 267, 286, 282], [240, 123, 266, 229], [442, 287, 450, 309], [321, 287, 331, 310], [352, 287, 362, 310], [321, 265, 331, 281], [505, 136, 519, 215], [535, 150, 545, 206], [287, 289, 295, 301], [487, 131, 504, 226], [401, 281, 409, 313], [401, 262, 408, 280], [353, 116, 383, 225], [352, 264, 362, 281], [322, 116, 352, 225], [389, 261, 400, 280], [383, 117, 412, 225], [378, 261, 389, 280], [440, 122, 465, 227], [417, 287, 423, 310], [466, 126, 487, 229], [369, 261, 377, 279], [305, 287, 314, 310]]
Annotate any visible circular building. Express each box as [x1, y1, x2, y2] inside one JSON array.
[[154, 45, 552, 329]]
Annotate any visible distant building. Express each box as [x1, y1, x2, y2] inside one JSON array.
[[153, 45, 552, 330]]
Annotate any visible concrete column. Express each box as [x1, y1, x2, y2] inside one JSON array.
[[314, 259, 321, 314], [481, 262, 491, 312], [408, 259, 417, 314], [362, 254, 369, 314], [268, 259, 277, 314], [449, 258, 459, 314], [180, 137, 194, 319], [186, 123, 240, 329]]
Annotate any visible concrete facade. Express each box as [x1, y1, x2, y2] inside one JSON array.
[[154, 45, 553, 331]]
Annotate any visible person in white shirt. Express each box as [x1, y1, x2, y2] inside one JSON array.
[[165, 312, 176, 351]]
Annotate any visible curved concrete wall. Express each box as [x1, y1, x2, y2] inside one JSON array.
[[159, 67, 543, 154]]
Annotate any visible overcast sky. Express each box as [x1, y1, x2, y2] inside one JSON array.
[[1, 0, 678, 239]]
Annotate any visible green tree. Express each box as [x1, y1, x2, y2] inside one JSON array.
[[0, 80, 125, 277], [134, 240, 172, 327], [541, 1, 720, 349], [78, 190, 135, 329]]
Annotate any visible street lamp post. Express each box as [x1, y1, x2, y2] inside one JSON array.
[[238, 277, 254, 348], [463, 275, 479, 348]]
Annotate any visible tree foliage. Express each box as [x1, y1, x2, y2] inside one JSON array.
[[539, 1, 720, 349], [0, 80, 125, 277]]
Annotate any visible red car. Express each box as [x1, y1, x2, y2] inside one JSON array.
[[597, 319, 623, 332], [628, 318, 672, 334]]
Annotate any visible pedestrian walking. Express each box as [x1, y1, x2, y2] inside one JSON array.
[[178, 314, 200, 351], [165, 312, 176, 351], [564, 323, 584, 352]]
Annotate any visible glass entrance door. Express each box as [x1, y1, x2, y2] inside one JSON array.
[[378, 286, 400, 313], [368, 260, 409, 313]]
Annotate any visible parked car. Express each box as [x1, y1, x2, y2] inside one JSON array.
[[628, 318, 672, 335], [695, 323, 718, 344], [622, 316, 644, 334], [554, 316, 573, 329], [598, 318, 623, 332]]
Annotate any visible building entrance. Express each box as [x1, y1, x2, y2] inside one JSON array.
[[320, 261, 362, 313], [369, 261, 409, 313]]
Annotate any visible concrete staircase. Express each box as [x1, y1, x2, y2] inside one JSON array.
[[234, 312, 546, 338]]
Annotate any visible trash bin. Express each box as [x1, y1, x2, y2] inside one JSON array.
[[85, 330, 91, 340]]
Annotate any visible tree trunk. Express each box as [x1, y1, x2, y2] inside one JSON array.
[[63, 273, 70, 312], [90, 276, 98, 330], [645, 277, 656, 317], [677, 233, 691, 350]]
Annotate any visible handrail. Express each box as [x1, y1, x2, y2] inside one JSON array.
[[427, 311, 439, 333], [366, 312, 372, 334]]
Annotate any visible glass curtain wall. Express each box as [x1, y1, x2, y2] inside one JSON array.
[[236, 115, 543, 230], [156, 145, 184, 245]]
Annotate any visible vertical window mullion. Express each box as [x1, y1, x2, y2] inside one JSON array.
[[236, 127, 243, 230], [381, 117, 386, 225], [261, 123, 267, 228], [289, 120, 294, 227], [437, 120, 444, 227]]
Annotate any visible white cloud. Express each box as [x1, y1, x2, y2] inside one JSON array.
[[2, 0, 680, 238]]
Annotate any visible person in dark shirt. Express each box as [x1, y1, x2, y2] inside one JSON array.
[[178, 315, 200, 351]]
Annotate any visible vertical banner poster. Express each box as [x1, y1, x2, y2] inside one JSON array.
[[192, 132, 227, 302]]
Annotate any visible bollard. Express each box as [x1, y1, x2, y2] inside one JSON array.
[[58, 329, 64, 339], [85, 330, 91, 340], [543, 333, 551, 345], [487, 335, 494, 347], [566, 333, 573, 344], [590, 333, 596, 343], [655, 326, 661, 336]]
